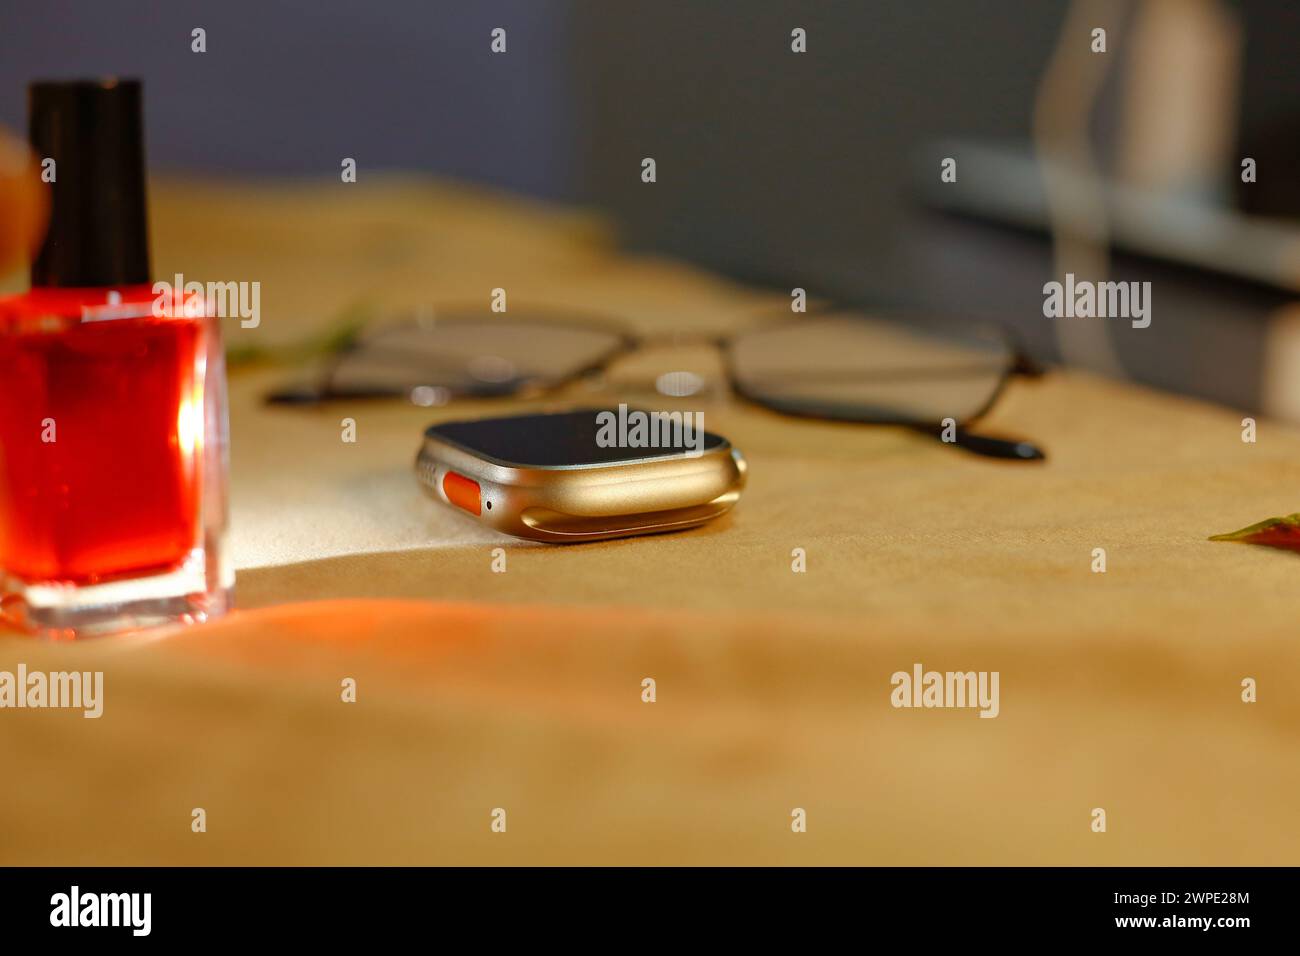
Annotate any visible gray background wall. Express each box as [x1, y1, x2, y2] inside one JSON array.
[[0, 0, 577, 199], [0, 0, 1067, 257], [572, 0, 1064, 301]]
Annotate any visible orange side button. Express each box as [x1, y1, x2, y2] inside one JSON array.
[[442, 471, 481, 516]]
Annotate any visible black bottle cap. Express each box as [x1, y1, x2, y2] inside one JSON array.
[[28, 78, 150, 288]]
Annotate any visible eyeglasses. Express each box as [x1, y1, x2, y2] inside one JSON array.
[[264, 302, 1046, 460]]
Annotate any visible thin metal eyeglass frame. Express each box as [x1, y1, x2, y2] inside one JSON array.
[[264, 303, 1046, 460]]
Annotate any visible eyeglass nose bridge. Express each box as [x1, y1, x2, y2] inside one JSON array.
[[627, 330, 731, 349], [579, 331, 737, 402]]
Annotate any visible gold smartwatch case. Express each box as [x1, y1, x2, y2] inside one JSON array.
[[415, 419, 746, 543]]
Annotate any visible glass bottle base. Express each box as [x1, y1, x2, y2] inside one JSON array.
[[1, 550, 232, 639]]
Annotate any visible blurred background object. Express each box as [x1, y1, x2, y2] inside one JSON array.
[[2, 0, 1297, 413], [576, 0, 1300, 415], [0, 127, 48, 275]]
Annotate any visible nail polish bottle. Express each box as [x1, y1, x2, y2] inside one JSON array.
[[0, 79, 232, 637]]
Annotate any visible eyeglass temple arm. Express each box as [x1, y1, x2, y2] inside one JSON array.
[[911, 422, 1046, 461], [908, 334, 1047, 461], [1010, 350, 1046, 378]]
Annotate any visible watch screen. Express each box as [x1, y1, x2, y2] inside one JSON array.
[[426, 408, 726, 467]]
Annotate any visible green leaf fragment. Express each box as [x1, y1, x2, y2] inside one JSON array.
[[1210, 513, 1300, 551]]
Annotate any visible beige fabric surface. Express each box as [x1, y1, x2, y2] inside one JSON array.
[[2, 178, 1298, 864]]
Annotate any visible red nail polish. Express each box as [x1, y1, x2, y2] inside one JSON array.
[[0, 79, 232, 637]]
